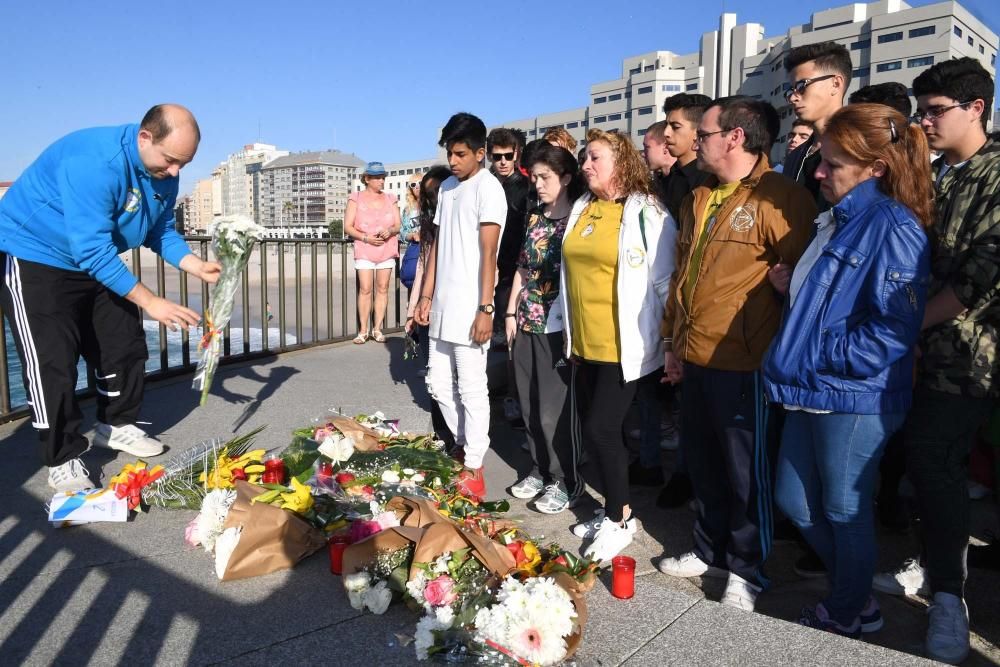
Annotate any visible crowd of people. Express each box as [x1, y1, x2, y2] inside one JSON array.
[[400, 45, 999, 665], [0, 37, 997, 667]]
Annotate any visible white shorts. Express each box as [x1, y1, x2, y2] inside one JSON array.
[[355, 258, 396, 270]]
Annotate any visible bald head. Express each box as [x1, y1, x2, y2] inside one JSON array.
[[137, 104, 200, 179]]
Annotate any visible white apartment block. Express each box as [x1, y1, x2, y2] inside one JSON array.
[[500, 0, 996, 160], [257, 150, 366, 237], [381, 155, 448, 214], [220, 143, 289, 222]]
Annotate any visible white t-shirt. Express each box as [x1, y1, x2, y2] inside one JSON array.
[[429, 168, 508, 347]]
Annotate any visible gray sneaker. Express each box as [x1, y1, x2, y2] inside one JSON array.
[[93, 423, 164, 458], [47, 458, 94, 493], [510, 475, 544, 499], [535, 482, 575, 514]]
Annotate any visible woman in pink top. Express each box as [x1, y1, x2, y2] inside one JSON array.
[[345, 161, 400, 343]]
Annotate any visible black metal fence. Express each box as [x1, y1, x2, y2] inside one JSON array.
[[0, 237, 406, 423]]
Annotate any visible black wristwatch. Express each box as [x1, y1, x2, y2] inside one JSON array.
[[477, 304, 495, 314]]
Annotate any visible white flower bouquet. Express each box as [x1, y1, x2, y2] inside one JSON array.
[[192, 215, 265, 405]]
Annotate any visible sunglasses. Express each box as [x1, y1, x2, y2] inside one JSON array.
[[407, 183, 419, 189], [491, 152, 515, 162], [783, 74, 837, 102]]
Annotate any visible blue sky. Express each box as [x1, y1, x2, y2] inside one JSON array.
[[2, 0, 998, 195]]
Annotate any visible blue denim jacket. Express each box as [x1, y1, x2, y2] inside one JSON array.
[[763, 179, 930, 414]]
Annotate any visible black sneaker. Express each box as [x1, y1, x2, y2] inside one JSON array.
[[794, 549, 828, 579], [657, 472, 693, 508], [628, 460, 665, 486], [968, 533, 1000, 571]]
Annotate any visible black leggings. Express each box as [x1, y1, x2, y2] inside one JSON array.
[[575, 360, 639, 522]]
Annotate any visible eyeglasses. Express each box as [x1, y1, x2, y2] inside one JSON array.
[[491, 152, 515, 162], [910, 101, 971, 124], [695, 128, 731, 142], [407, 183, 419, 189], [783, 74, 837, 102]]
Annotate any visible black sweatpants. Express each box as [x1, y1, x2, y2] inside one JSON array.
[[0, 254, 148, 466], [511, 331, 580, 494], [681, 362, 776, 588], [575, 360, 640, 522]]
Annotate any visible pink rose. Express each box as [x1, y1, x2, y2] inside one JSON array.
[[423, 575, 458, 607], [314, 427, 332, 441], [348, 519, 382, 543], [184, 517, 200, 547]]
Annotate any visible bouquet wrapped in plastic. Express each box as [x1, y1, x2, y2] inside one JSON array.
[[192, 215, 265, 405]]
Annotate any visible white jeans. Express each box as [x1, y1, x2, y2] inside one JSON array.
[[426, 338, 490, 469]]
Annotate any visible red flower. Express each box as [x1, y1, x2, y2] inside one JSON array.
[[335, 472, 356, 485], [507, 541, 528, 565], [231, 468, 247, 481]]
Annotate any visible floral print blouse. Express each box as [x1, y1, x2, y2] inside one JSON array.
[[516, 210, 569, 333]]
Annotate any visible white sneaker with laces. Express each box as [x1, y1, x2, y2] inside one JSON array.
[[583, 517, 637, 563], [93, 423, 164, 457], [926, 592, 970, 665], [657, 551, 728, 578], [872, 557, 930, 596], [509, 475, 544, 499], [721, 572, 761, 612], [47, 458, 94, 493], [535, 482, 574, 514], [572, 509, 606, 538]]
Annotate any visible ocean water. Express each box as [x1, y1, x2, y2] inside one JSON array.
[[3, 321, 295, 409]]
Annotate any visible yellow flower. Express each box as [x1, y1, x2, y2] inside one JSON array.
[[516, 541, 542, 575], [280, 477, 314, 513]]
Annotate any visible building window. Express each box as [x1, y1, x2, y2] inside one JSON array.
[[567, 121, 579, 129], [638, 128, 647, 136], [581, 121, 588, 127], [629, 66, 641, 75], [624, 91, 631, 98], [594, 116, 607, 123], [744, 71, 763, 78], [853, 67, 871, 77], [663, 83, 682, 91], [968, 36, 974, 46], [878, 31, 903, 43], [624, 111, 631, 118], [909, 26, 935, 38], [980, 44, 985, 54], [638, 106, 653, 115], [993, 54, 996, 66], [637, 85, 653, 94], [851, 38, 871, 50], [876, 61, 902, 72], [686, 83, 698, 91], [594, 96, 606, 104], [908, 56, 934, 68], [608, 93, 622, 101], [644, 65, 654, 72], [954, 25, 962, 37], [608, 113, 622, 121], [529, 129, 536, 136]]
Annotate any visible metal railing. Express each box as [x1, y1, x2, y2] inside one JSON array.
[[0, 237, 406, 423]]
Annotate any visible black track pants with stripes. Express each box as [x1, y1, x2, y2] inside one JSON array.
[[0, 254, 148, 466]]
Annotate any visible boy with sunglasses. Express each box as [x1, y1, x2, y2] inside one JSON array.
[[781, 41, 852, 211], [874, 57, 1000, 665]]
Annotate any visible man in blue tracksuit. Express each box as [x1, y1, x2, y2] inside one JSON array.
[[0, 104, 220, 492]]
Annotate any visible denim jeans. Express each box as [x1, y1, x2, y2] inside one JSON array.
[[775, 410, 905, 626]]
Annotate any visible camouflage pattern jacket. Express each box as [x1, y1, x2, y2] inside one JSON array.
[[920, 136, 1000, 398]]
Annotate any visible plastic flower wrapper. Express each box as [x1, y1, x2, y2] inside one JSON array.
[[342, 544, 414, 615], [192, 215, 265, 406]]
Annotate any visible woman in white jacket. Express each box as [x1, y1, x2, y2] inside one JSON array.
[[560, 128, 676, 562]]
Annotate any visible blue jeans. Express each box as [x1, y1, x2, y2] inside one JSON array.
[[775, 410, 905, 626]]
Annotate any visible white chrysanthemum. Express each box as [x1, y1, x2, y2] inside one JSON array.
[[474, 577, 577, 666], [402, 468, 416, 476], [434, 605, 455, 627], [363, 581, 392, 615], [213, 526, 242, 580], [406, 570, 428, 604], [318, 433, 354, 464], [381, 470, 401, 484], [411, 473, 426, 484], [195, 488, 236, 553], [431, 553, 451, 574], [414, 614, 446, 661]]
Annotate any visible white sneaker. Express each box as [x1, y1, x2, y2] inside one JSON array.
[[47, 458, 94, 493], [509, 475, 544, 499], [873, 557, 930, 596], [93, 423, 164, 457], [583, 517, 637, 563], [534, 482, 574, 514], [721, 572, 761, 612], [657, 551, 728, 579], [926, 592, 970, 665], [572, 509, 606, 538]]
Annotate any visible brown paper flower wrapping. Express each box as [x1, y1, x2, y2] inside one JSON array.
[[219, 481, 327, 581], [409, 522, 517, 581], [385, 496, 452, 528], [548, 572, 588, 659], [341, 525, 425, 575], [330, 417, 381, 451]]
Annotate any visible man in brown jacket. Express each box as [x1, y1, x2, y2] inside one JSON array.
[[656, 96, 817, 612]]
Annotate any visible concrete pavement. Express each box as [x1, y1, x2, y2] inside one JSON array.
[[1, 336, 997, 666]]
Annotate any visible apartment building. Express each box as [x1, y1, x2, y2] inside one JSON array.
[[220, 143, 289, 222]]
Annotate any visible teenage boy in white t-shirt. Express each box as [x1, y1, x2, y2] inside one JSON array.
[[414, 112, 508, 499]]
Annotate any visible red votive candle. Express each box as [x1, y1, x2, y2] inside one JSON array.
[[264, 455, 286, 484], [611, 555, 636, 599], [328, 535, 350, 575]]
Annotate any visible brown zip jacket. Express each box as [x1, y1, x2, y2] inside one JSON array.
[[661, 156, 817, 371]]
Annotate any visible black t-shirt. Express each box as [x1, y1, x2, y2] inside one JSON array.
[[495, 170, 530, 286]]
